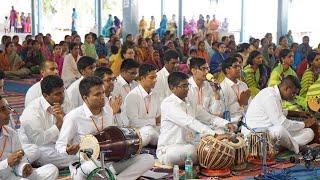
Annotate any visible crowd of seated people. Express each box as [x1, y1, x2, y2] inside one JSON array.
[[0, 17, 320, 179]]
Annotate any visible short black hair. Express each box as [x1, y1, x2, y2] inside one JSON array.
[[139, 63, 157, 77], [0, 70, 5, 80], [41, 75, 64, 95], [120, 59, 140, 72], [163, 50, 179, 63], [94, 67, 113, 79], [307, 51, 320, 65], [69, 42, 79, 51], [110, 45, 119, 54], [40, 60, 56, 71], [168, 71, 189, 89], [279, 49, 292, 63], [77, 56, 96, 74], [279, 75, 301, 89], [221, 57, 238, 74], [79, 76, 103, 98], [120, 45, 134, 59], [189, 57, 206, 70]]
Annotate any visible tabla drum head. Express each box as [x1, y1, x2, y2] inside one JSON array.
[[80, 135, 100, 161]]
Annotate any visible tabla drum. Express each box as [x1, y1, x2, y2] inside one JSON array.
[[248, 129, 277, 162], [227, 135, 248, 170], [197, 135, 235, 170], [94, 126, 142, 162], [86, 167, 115, 180]]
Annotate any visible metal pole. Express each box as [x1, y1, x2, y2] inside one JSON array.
[[240, 0, 244, 42], [31, 0, 36, 35], [161, 0, 164, 18], [97, 0, 102, 36], [178, 0, 183, 37], [37, 0, 42, 33]]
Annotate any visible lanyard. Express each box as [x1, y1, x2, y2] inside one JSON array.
[[138, 87, 151, 114], [197, 87, 203, 105], [90, 116, 104, 133], [0, 127, 9, 159]]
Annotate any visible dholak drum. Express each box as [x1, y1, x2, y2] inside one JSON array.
[[197, 135, 235, 177], [94, 126, 142, 162], [227, 136, 248, 170], [247, 129, 277, 164]]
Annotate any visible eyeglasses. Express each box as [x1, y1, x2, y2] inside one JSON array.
[[0, 104, 13, 112], [231, 64, 242, 69], [199, 67, 210, 71], [177, 83, 190, 89]]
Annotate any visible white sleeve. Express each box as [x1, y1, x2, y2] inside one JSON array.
[[21, 112, 59, 146], [195, 106, 228, 128], [0, 159, 11, 174], [162, 102, 215, 135], [263, 95, 305, 131], [55, 114, 77, 155]]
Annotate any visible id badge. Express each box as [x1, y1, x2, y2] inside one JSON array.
[[223, 110, 231, 121]]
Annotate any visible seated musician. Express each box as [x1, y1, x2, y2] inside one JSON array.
[[55, 76, 154, 180], [20, 75, 77, 168], [212, 57, 251, 123], [0, 95, 59, 180], [94, 67, 122, 121], [242, 75, 315, 154], [187, 57, 235, 132], [66, 56, 97, 108], [157, 71, 232, 166], [124, 64, 161, 147]]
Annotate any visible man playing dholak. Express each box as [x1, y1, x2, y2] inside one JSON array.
[[157, 72, 232, 166], [55, 76, 154, 180], [242, 75, 315, 154], [0, 95, 59, 179]]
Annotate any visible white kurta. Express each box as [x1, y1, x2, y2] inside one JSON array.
[[124, 84, 161, 146], [242, 86, 314, 153], [61, 53, 81, 88], [157, 94, 217, 166], [213, 77, 250, 123], [0, 126, 58, 180], [56, 103, 154, 180], [153, 67, 171, 103], [20, 96, 77, 168], [111, 75, 138, 126], [66, 76, 84, 108]]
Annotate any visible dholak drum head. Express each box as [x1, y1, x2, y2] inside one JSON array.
[[86, 167, 115, 180], [200, 168, 231, 177], [80, 135, 100, 161]]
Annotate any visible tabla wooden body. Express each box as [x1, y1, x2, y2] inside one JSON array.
[[227, 136, 248, 170], [248, 131, 277, 160], [197, 135, 235, 170], [94, 126, 142, 162]]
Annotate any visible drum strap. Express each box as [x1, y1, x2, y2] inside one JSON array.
[[90, 116, 104, 132]]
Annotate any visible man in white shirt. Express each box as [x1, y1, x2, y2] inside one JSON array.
[[0, 95, 59, 180], [61, 43, 82, 88], [56, 76, 154, 180], [20, 75, 77, 168], [153, 50, 180, 103], [112, 59, 139, 126], [157, 72, 231, 166], [242, 76, 315, 154], [94, 67, 122, 121], [25, 60, 59, 107], [213, 57, 251, 124], [187, 57, 235, 132], [66, 55, 97, 108], [125, 64, 161, 147]]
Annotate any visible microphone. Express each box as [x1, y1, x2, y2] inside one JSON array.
[[80, 148, 94, 159], [206, 73, 220, 90]]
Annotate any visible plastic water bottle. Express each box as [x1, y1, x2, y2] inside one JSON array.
[[185, 154, 193, 179], [173, 165, 179, 180]]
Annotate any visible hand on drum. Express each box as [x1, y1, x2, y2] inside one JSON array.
[[304, 118, 317, 128], [225, 123, 237, 132], [66, 144, 80, 155]]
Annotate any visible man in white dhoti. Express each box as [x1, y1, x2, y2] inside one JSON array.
[[0, 95, 59, 180], [242, 75, 315, 154], [20, 75, 77, 168], [157, 72, 231, 166]]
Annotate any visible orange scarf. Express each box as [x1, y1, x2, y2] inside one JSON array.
[[0, 52, 10, 71]]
